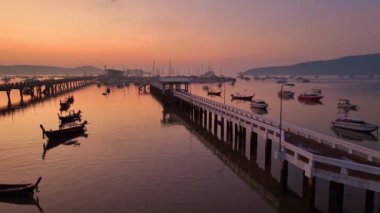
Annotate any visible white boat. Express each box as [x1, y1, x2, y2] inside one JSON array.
[[251, 99, 268, 109], [337, 99, 358, 110], [331, 117, 379, 133]]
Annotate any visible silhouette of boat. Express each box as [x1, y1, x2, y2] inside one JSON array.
[[40, 121, 87, 140], [231, 93, 254, 101], [207, 90, 222, 96], [0, 177, 42, 196], [58, 110, 81, 123]]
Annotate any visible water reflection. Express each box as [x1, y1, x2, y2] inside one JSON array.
[[0, 196, 43, 213], [331, 127, 378, 142], [298, 99, 323, 105], [42, 133, 87, 159], [251, 107, 268, 115]]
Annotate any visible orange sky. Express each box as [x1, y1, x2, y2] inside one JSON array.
[[1, 0, 380, 74]]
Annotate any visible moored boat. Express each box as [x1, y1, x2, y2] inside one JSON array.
[[298, 88, 323, 101], [0, 177, 42, 196], [331, 117, 379, 133], [231, 93, 254, 101], [207, 90, 222, 96], [40, 121, 87, 140], [251, 99, 268, 109]]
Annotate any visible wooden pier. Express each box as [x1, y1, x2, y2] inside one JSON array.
[[150, 79, 380, 212]]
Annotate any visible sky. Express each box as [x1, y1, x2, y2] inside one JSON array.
[[0, 0, 379, 74]]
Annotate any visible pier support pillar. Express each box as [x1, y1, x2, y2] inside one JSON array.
[[220, 117, 225, 141], [19, 89, 24, 103], [214, 114, 218, 137], [208, 111, 212, 133], [328, 181, 344, 213], [6, 90, 11, 105], [265, 139, 272, 172], [234, 123, 239, 150]]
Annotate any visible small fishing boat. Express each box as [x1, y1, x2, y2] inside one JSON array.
[[40, 121, 87, 140], [231, 93, 254, 101], [58, 110, 81, 123], [202, 85, 209, 91], [0, 177, 42, 196], [331, 117, 379, 133], [278, 90, 295, 98], [251, 99, 268, 109], [298, 89, 323, 101], [207, 90, 222, 96], [106, 88, 111, 93], [337, 99, 358, 110]]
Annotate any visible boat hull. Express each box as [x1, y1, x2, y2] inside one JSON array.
[[231, 95, 253, 101], [331, 121, 379, 133]]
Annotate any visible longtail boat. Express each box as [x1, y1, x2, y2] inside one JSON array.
[[40, 121, 87, 140], [0, 177, 42, 196], [231, 93, 254, 101], [207, 90, 222, 96]]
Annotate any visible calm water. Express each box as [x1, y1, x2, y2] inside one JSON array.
[[0, 85, 275, 213], [1, 78, 379, 212]]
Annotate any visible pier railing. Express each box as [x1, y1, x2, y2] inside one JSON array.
[[171, 89, 380, 163]]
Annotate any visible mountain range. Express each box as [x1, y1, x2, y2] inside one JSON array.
[[0, 65, 104, 75], [241, 53, 380, 76]]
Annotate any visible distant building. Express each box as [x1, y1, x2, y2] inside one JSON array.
[[125, 69, 145, 77], [106, 69, 124, 79]]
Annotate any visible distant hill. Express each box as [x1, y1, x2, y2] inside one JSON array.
[[0, 65, 104, 75], [241, 54, 380, 76]]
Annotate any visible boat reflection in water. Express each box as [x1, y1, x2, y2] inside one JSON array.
[[0, 196, 44, 213], [298, 99, 323, 105], [251, 107, 268, 115], [42, 132, 87, 159], [331, 127, 378, 142]]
